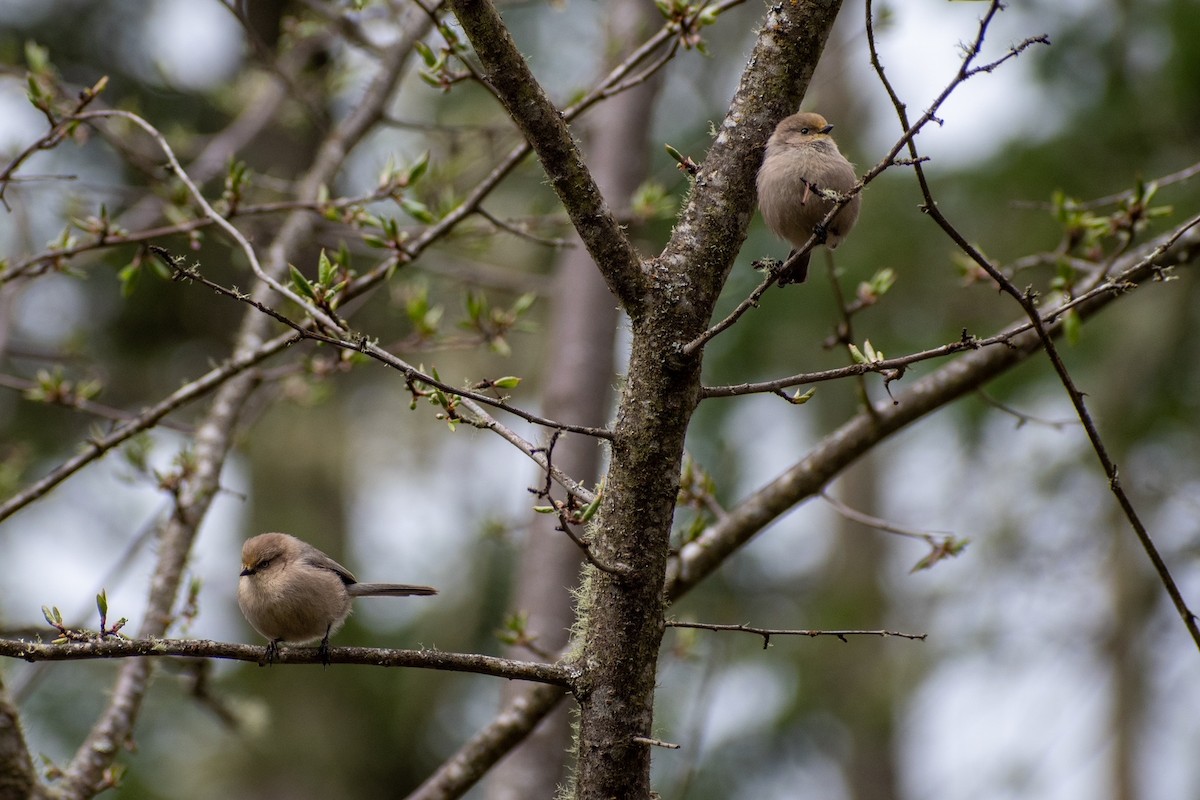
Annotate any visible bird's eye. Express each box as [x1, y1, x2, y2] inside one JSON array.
[[800, 127, 810, 134], [258, 558, 271, 570]]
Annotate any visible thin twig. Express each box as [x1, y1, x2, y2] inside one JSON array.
[[975, 389, 1079, 430], [666, 620, 927, 649], [153, 246, 613, 441], [818, 490, 957, 546], [76, 110, 343, 332]]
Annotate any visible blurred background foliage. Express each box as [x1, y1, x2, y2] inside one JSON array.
[[1, 1, 1198, 799]]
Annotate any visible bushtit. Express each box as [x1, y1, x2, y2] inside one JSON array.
[[756, 111, 861, 284], [237, 532, 436, 664]]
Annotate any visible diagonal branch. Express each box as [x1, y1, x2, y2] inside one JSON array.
[[447, 0, 647, 314], [406, 683, 568, 800], [667, 221, 1200, 600]]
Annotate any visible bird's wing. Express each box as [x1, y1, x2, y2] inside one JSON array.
[[302, 549, 358, 585]]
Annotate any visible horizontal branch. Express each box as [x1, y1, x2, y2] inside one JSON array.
[[0, 637, 578, 688], [667, 620, 927, 649]]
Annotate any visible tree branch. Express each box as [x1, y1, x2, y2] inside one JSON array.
[[406, 683, 568, 800], [0, 638, 576, 688], [666, 620, 927, 649], [667, 220, 1200, 600], [447, 0, 646, 313]]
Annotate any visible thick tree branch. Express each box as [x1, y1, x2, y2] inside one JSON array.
[[558, 3, 848, 799], [407, 683, 568, 800], [655, 0, 844, 342], [0, 675, 44, 800], [447, 0, 646, 314]]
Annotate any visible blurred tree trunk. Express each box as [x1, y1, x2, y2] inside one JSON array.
[[1105, 465, 1157, 800], [487, 3, 663, 797], [834, 454, 900, 800]]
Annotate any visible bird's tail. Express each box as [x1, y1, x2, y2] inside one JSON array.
[[348, 582, 438, 597]]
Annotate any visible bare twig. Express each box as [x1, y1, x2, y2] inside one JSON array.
[[76, 110, 343, 332], [666, 620, 927, 649], [0, 373, 194, 434], [975, 389, 1079, 430], [153, 245, 614, 441], [818, 490, 958, 545], [632, 736, 680, 750]]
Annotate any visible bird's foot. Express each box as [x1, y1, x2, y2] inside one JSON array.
[[318, 631, 332, 668]]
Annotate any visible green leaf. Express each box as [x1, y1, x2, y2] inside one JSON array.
[[96, 589, 108, 617], [579, 479, 605, 522], [289, 264, 316, 299], [24, 40, 50, 73], [465, 290, 486, 321], [400, 197, 436, 224], [1062, 308, 1082, 346], [489, 336, 511, 357], [406, 151, 430, 185], [117, 263, 140, 297], [510, 292, 536, 315], [317, 249, 335, 286], [491, 376, 521, 389], [414, 40, 438, 67]]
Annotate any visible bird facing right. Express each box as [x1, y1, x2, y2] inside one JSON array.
[[756, 111, 861, 285]]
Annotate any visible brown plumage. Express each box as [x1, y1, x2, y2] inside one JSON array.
[[237, 532, 436, 664], [756, 112, 861, 284]]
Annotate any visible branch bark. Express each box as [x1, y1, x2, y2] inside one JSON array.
[[488, 2, 663, 795], [0, 638, 575, 686], [428, 1, 844, 796], [0, 675, 44, 800], [448, 0, 647, 313]]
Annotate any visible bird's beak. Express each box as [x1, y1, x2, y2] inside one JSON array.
[[240, 564, 254, 577], [820, 124, 834, 134]]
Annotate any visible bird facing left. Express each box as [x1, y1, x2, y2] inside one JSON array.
[[237, 532, 437, 665]]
